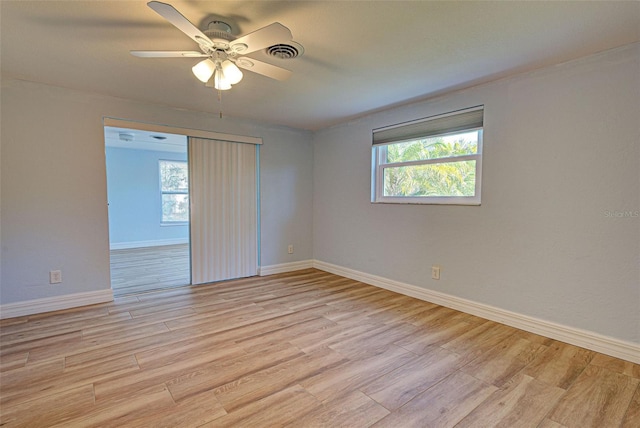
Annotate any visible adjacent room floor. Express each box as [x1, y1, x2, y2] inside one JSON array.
[[109, 243, 191, 296]]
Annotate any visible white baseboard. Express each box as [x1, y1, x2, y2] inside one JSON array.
[[259, 260, 314, 276], [0, 289, 114, 319], [110, 238, 189, 250], [313, 260, 640, 364]]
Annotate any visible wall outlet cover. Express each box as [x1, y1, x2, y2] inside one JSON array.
[[49, 270, 62, 284]]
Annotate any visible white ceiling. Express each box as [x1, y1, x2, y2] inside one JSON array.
[[2, 1, 639, 131], [104, 126, 187, 152]]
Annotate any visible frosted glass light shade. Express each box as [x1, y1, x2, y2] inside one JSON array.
[[192, 59, 215, 83], [214, 70, 232, 90], [221, 60, 243, 84]]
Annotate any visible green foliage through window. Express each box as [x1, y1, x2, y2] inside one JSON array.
[[382, 132, 478, 198], [385, 131, 478, 163], [383, 160, 477, 197], [160, 160, 189, 222]]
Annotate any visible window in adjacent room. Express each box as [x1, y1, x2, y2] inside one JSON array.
[[160, 160, 189, 223], [371, 106, 483, 205]]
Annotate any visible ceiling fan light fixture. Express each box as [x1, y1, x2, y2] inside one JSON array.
[[192, 59, 215, 83], [134, 1, 296, 99], [221, 60, 243, 84]]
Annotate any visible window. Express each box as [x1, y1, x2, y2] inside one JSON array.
[[372, 106, 483, 205], [160, 160, 189, 223]]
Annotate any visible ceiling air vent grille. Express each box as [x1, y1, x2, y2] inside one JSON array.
[[266, 42, 304, 59]]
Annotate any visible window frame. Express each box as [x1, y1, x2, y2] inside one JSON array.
[[371, 110, 483, 206], [159, 159, 190, 225]]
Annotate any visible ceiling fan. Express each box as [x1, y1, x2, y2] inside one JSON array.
[[131, 1, 295, 90]]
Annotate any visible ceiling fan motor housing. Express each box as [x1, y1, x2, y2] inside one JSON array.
[[205, 21, 234, 41]]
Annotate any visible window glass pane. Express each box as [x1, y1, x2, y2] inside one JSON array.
[[162, 194, 189, 222], [160, 161, 188, 192], [384, 131, 478, 164], [383, 160, 476, 197]]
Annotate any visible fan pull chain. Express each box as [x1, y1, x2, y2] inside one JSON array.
[[217, 88, 223, 119]]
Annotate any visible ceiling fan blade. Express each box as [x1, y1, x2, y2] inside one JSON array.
[[229, 22, 292, 55], [131, 50, 208, 58], [147, 1, 214, 49], [236, 57, 292, 81]]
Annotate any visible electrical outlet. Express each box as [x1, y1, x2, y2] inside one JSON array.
[[431, 266, 440, 280], [49, 270, 62, 284], [287, 244, 294, 254]]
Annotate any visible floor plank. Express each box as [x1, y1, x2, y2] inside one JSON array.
[[200, 384, 322, 427], [455, 373, 565, 428], [372, 371, 498, 427], [0, 384, 95, 428], [523, 341, 595, 389], [51, 384, 176, 428], [548, 365, 639, 427], [1, 355, 138, 408], [300, 344, 416, 402], [459, 334, 547, 387], [291, 390, 390, 427], [360, 346, 461, 410], [213, 346, 346, 413], [622, 383, 640, 428]]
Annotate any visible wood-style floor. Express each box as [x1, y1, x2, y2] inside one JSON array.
[[1, 269, 638, 427], [110, 244, 191, 297]]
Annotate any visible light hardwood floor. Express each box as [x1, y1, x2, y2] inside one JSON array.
[[110, 244, 191, 296], [1, 269, 638, 427]]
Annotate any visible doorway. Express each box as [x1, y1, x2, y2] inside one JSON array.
[[104, 126, 191, 296]]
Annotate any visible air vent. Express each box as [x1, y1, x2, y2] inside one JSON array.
[[118, 132, 134, 142], [265, 41, 304, 59]]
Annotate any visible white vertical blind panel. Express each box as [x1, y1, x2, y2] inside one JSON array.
[[189, 138, 257, 284]]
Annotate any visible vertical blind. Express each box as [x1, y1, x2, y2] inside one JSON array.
[[188, 137, 258, 284]]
